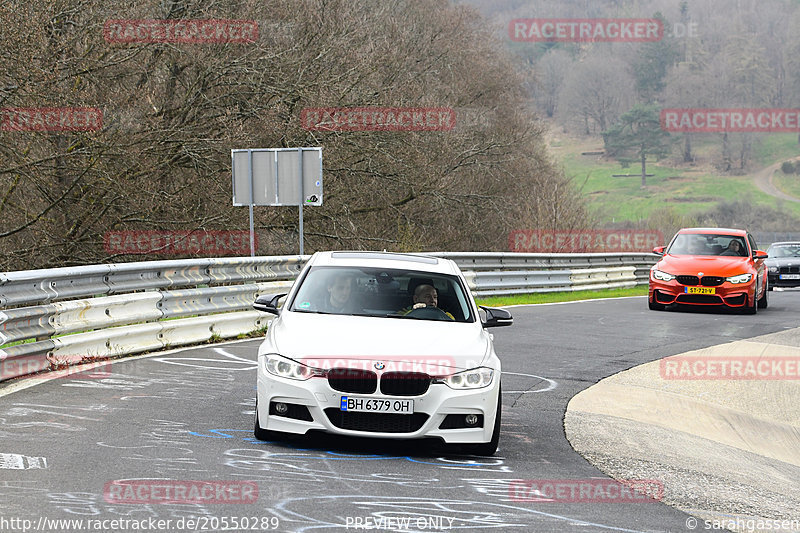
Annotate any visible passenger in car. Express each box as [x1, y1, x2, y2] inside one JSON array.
[[398, 284, 454, 320], [720, 240, 745, 256], [321, 274, 361, 314]]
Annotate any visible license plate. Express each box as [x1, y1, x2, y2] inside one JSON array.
[[685, 287, 715, 294], [340, 397, 413, 414], [779, 274, 800, 280]]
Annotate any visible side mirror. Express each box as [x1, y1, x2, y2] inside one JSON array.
[[479, 306, 513, 328], [753, 250, 768, 260], [652, 246, 665, 255], [253, 293, 286, 315]]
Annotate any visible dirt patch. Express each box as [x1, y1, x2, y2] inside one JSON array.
[[665, 196, 717, 203]]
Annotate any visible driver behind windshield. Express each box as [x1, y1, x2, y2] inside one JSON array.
[[687, 239, 707, 255], [398, 284, 454, 320]]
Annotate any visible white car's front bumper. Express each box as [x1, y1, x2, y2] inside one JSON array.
[[256, 358, 501, 444]]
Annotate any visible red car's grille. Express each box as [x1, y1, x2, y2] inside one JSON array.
[[676, 275, 724, 286], [677, 294, 723, 304]]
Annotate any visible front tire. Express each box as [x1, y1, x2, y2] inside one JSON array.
[[459, 385, 501, 456], [742, 289, 758, 315], [254, 401, 284, 441], [758, 280, 768, 309], [648, 290, 665, 310]]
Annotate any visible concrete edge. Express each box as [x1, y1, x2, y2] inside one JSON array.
[[565, 333, 800, 531]]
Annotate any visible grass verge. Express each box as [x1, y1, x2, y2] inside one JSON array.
[[475, 285, 647, 307], [773, 172, 800, 200], [554, 132, 800, 222]]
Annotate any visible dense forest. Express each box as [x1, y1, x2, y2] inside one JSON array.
[[467, 0, 800, 171], [0, 0, 587, 270], [3, 0, 800, 269]]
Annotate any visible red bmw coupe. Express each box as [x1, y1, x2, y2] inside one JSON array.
[[648, 228, 768, 314]]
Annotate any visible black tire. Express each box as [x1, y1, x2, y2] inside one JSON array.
[[459, 385, 501, 456], [742, 289, 758, 315], [648, 290, 665, 310], [758, 279, 768, 309]]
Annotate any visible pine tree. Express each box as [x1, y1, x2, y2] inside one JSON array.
[[603, 104, 673, 188]]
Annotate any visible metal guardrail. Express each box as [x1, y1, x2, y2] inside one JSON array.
[[436, 252, 656, 296], [0, 252, 658, 383]]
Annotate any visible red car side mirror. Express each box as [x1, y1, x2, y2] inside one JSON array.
[[652, 246, 665, 255], [753, 250, 768, 260]]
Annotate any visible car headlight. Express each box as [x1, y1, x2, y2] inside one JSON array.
[[264, 353, 322, 380], [768, 266, 778, 273], [652, 269, 676, 281], [726, 273, 753, 284], [438, 367, 494, 389]]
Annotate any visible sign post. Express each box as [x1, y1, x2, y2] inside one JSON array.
[[231, 147, 323, 256]]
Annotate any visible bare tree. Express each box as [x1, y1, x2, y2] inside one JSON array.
[[0, 0, 589, 269], [559, 52, 635, 135], [533, 48, 572, 119]]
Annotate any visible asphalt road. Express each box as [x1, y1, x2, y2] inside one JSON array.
[[2, 293, 800, 533]]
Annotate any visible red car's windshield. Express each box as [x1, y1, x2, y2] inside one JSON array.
[[668, 234, 748, 257]]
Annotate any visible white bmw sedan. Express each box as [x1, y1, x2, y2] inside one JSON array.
[[253, 251, 512, 455]]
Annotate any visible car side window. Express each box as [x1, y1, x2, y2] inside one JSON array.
[[747, 234, 758, 256]]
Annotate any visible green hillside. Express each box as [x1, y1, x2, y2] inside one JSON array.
[[552, 133, 800, 224]]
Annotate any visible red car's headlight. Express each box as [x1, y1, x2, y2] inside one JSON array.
[[652, 269, 675, 282]]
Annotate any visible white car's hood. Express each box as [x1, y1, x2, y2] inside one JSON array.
[[264, 311, 491, 371]]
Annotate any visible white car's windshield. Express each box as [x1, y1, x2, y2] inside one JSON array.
[[668, 234, 748, 257], [288, 266, 474, 322]]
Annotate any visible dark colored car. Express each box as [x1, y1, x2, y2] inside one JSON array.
[[765, 242, 800, 290]]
